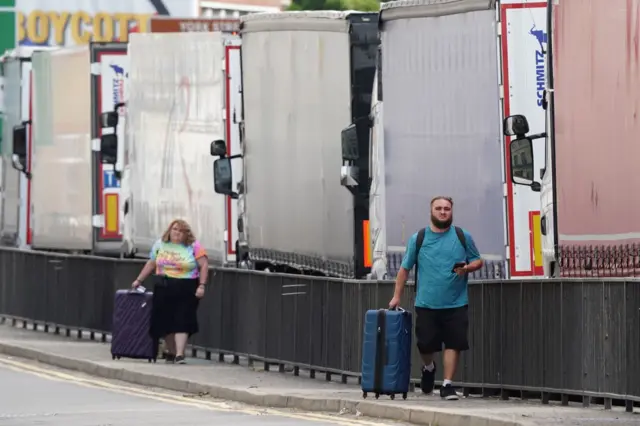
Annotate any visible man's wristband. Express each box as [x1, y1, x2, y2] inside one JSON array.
[[198, 283, 206, 287]]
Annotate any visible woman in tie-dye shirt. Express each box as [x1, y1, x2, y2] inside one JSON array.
[[132, 219, 208, 364]]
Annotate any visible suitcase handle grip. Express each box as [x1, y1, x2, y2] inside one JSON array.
[[389, 306, 405, 312]]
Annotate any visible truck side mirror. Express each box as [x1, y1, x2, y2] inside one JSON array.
[[100, 134, 118, 165], [12, 124, 27, 160], [341, 124, 359, 161], [11, 123, 29, 177], [213, 157, 237, 198], [100, 111, 119, 129], [210, 139, 227, 157], [503, 114, 530, 137], [509, 137, 539, 192]]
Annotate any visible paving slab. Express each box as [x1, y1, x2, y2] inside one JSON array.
[[0, 323, 637, 426]]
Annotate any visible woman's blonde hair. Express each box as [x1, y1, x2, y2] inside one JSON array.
[[162, 219, 196, 246]]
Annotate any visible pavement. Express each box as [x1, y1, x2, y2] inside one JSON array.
[[0, 322, 637, 426]]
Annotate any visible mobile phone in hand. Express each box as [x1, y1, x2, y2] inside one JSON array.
[[452, 262, 466, 273]]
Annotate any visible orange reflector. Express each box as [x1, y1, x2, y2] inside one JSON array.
[[363, 220, 372, 268], [105, 194, 119, 234], [531, 212, 542, 268]]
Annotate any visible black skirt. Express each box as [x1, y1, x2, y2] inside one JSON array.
[[149, 275, 199, 339]]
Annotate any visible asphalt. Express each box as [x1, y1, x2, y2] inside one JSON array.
[[0, 321, 637, 426], [0, 358, 404, 425]]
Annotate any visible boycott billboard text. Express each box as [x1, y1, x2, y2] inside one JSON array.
[[17, 11, 153, 45]]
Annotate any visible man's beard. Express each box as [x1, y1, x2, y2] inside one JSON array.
[[431, 214, 452, 230]]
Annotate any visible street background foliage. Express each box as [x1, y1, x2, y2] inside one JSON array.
[[287, 0, 383, 12]]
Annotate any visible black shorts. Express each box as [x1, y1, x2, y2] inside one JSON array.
[[415, 305, 469, 354]]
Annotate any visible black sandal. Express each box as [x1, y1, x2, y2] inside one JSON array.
[[164, 352, 176, 363]]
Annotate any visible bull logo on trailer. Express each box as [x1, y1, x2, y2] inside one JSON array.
[[530, 23, 547, 51], [109, 63, 127, 115], [530, 23, 547, 108]]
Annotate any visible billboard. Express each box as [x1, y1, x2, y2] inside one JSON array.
[[16, 0, 199, 47], [150, 17, 240, 33], [0, 0, 17, 155]]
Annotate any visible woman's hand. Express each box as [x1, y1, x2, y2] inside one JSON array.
[[132, 279, 141, 288], [195, 284, 205, 299]]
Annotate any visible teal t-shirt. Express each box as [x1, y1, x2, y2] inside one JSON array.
[[401, 226, 481, 309]]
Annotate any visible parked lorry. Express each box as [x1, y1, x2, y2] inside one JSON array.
[[146, 19, 242, 264], [503, 0, 639, 277], [0, 47, 34, 249], [352, 0, 507, 280], [99, 31, 240, 265], [0, 46, 57, 249], [498, 0, 548, 278], [211, 11, 378, 279], [1, 43, 128, 254]]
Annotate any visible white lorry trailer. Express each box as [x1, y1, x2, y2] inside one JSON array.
[[504, 0, 640, 278], [99, 32, 240, 265], [0, 46, 57, 249], [359, 0, 507, 279], [0, 48, 34, 249], [211, 11, 379, 278], [0, 43, 128, 254]]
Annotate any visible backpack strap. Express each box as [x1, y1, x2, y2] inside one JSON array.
[[413, 228, 426, 292], [454, 226, 468, 259]]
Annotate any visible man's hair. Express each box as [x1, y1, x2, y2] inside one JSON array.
[[430, 196, 453, 207]]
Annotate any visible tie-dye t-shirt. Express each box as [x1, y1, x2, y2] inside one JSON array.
[[149, 239, 207, 279]]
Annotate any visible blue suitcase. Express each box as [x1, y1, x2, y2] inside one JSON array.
[[361, 307, 412, 400]]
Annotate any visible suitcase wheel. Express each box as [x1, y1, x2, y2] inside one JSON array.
[[390, 394, 395, 400], [112, 355, 116, 360], [116, 356, 121, 360], [362, 392, 367, 399], [402, 393, 408, 400], [375, 393, 380, 399]]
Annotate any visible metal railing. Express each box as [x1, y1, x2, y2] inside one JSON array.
[[0, 247, 638, 411]]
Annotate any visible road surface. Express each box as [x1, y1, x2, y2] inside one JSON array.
[[0, 357, 402, 426]]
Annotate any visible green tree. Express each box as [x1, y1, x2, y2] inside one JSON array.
[[287, 0, 380, 12]]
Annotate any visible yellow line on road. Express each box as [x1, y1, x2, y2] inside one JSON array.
[[0, 357, 389, 426]]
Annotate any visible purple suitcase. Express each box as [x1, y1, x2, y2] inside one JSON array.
[[111, 289, 158, 363]]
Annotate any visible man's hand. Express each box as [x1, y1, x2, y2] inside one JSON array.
[[453, 264, 468, 276], [389, 296, 401, 309], [461, 259, 484, 275]]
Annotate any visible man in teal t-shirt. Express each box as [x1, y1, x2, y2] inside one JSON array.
[[389, 196, 483, 400]]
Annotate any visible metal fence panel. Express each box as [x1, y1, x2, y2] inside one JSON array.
[[626, 283, 640, 397], [0, 247, 638, 403]]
